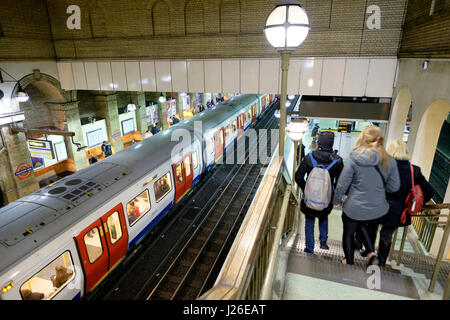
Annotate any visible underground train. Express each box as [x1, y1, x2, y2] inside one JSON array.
[[0, 93, 276, 300]]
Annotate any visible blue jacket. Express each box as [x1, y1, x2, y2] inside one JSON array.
[[333, 148, 400, 221]]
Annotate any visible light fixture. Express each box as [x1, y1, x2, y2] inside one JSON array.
[[286, 117, 309, 142], [127, 97, 136, 112], [264, 0, 310, 51], [285, 100, 291, 107], [274, 109, 281, 118], [288, 95, 295, 100], [264, 0, 309, 157], [158, 93, 166, 103]]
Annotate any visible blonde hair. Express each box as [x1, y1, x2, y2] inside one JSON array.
[[352, 125, 391, 171], [387, 139, 410, 160]]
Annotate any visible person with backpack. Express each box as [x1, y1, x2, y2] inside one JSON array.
[[333, 125, 400, 266], [295, 131, 343, 254], [102, 141, 113, 157], [368, 139, 433, 266]]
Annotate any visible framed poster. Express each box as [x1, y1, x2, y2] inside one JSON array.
[[54, 141, 68, 162], [31, 156, 45, 169], [122, 118, 135, 135], [27, 139, 54, 159], [87, 128, 104, 148]]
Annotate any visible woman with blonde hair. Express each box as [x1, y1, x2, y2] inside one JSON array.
[[333, 125, 400, 265], [370, 139, 433, 266]]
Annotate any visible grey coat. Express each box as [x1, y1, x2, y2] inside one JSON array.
[[332, 148, 400, 221]]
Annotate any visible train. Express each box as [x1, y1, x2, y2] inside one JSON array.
[[0, 93, 276, 300]]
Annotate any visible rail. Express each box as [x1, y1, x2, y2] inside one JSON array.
[[199, 150, 299, 300], [389, 203, 450, 298]]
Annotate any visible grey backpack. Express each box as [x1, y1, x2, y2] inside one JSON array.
[[304, 153, 340, 211]]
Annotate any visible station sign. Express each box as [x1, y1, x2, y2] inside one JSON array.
[[27, 139, 55, 159], [15, 164, 33, 179]]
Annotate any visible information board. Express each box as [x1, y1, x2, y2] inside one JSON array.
[[87, 128, 104, 148], [122, 118, 135, 135], [27, 139, 54, 159], [54, 141, 68, 162]]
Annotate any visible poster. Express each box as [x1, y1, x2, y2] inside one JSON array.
[[87, 128, 104, 148], [122, 118, 135, 135], [53, 141, 68, 162], [31, 156, 44, 169]]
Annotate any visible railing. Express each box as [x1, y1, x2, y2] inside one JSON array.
[[389, 203, 450, 298], [411, 202, 439, 252], [199, 153, 299, 300]]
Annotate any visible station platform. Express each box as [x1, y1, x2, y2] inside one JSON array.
[[276, 209, 449, 300]]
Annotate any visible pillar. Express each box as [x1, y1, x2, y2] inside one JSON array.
[[131, 92, 148, 136], [63, 101, 89, 171], [0, 126, 40, 204], [157, 93, 170, 131], [177, 93, 185, 120], [189, 93, 197, 114], [94, 93, 124, 153]]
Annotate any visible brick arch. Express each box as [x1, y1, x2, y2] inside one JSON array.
[[152, 0, 172, 36], [185, 0, 205, 34], [146, 0, 176, 12], [87, 0, 108, 38], [219, 0, 241, 33]]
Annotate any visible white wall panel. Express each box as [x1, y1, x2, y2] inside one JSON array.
[[187, 60, 204, 93], [125, 62, 142, 91], [111, 62, 128, 91], [222, 60, 240, 93], [287, 59, 302, 95], [342, 59, 370, 96], [155, 61, 172, 92], [320, 59, 346, 96], [365, 59, 398, 97], [84, 62, 100, 91], [57, 62, 74, 90], [204, 60, 222, 93], [241, 60, 259, 94], [299, 59, 323, 95], [97, 62, 114, 91], [139, 61, 157, 92], [171, 61, 188, 92], [259, 59, 279, 94], [71, 62, 87, 90]]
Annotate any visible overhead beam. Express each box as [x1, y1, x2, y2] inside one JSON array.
[[10, 127, 75, 137]]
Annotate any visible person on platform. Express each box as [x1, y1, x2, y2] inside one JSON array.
[[88, 154, 97, 165], [150, 124, 160, 135], [333, 125, 400, 266], [295, 132, 344, 254], [101, 141, 112, 157]]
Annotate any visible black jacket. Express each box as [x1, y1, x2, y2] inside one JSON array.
[[381, 160, 433, 227], [295, 150, 344, 219]]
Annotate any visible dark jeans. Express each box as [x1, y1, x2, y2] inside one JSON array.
[[305, 216, 328, 252], [367, 221, 397, 250], [341, 212, 375, 264]]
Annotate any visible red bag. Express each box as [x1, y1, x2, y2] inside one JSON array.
[[400, 164, 424, 224]]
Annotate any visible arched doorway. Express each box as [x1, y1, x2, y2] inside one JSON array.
[[386, 87, 412, 147], [411, 99, 450, 179]]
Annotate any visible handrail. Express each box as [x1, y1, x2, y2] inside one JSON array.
[[199, 154, 286, 300], [260, 184, 292, 299]]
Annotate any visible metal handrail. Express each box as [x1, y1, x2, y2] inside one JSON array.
[[390, 202, 450, 298]]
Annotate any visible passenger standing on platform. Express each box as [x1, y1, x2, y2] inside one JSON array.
[[198, 104, 205, 112], [295, 132, 343, 254], [150, 124, 159, 135], [101, 141, 112, 157], [333, 125, 400, 266], [369, 140, 433, 266]]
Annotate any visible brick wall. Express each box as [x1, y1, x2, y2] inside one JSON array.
[[1, 0, 408, 60], [399, 0, 450, 58]]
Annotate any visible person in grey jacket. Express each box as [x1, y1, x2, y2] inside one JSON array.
[[333, 125, 400, 266]]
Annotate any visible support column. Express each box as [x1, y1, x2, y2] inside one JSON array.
[[157, 93, 170, 131], [63, 101, 89, 171], [0, 126, 40, 204], [94, 93, 124, 153], [131, 92, 148, 136], [177, 93, 184, 120], [189, 93, 197, 114], [279, 51, 291, 157]]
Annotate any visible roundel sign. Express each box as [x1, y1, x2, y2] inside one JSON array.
[[15, 164, 33, 179], [112, 130, 121, 141]]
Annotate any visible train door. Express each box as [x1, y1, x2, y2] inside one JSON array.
[[252, 103, 257, 123], [172, 153, 193, 202], [261, 96, 266, 114], [214, 128, 224, 161], [75, 204, 128, 293]]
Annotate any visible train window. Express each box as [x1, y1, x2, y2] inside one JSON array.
[[248, 109, 251, 120], [20, 251, 75, 300], [184, 157, 191, 177], [232, 121, 237, 132], [107, 211, 123, 244], [210, 138, 214, 154], [154, 172, 172, 203], [175, 163, 183, 184], [192, 152, 198, 169], [84, 227, 103, 263], [224, 126, 230, 140], [126, 190, 151, 226]]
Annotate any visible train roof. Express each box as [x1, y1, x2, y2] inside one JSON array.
[[0, 94, 261, 273]]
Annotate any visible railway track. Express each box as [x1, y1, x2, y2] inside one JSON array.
[[94, 101, 279, 300]]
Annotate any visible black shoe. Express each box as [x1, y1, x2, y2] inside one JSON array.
[[304, 248, 314, 254], [367, 254, 379, 266], [320, 242, 329, 250], [360, 249, 369, 257]]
